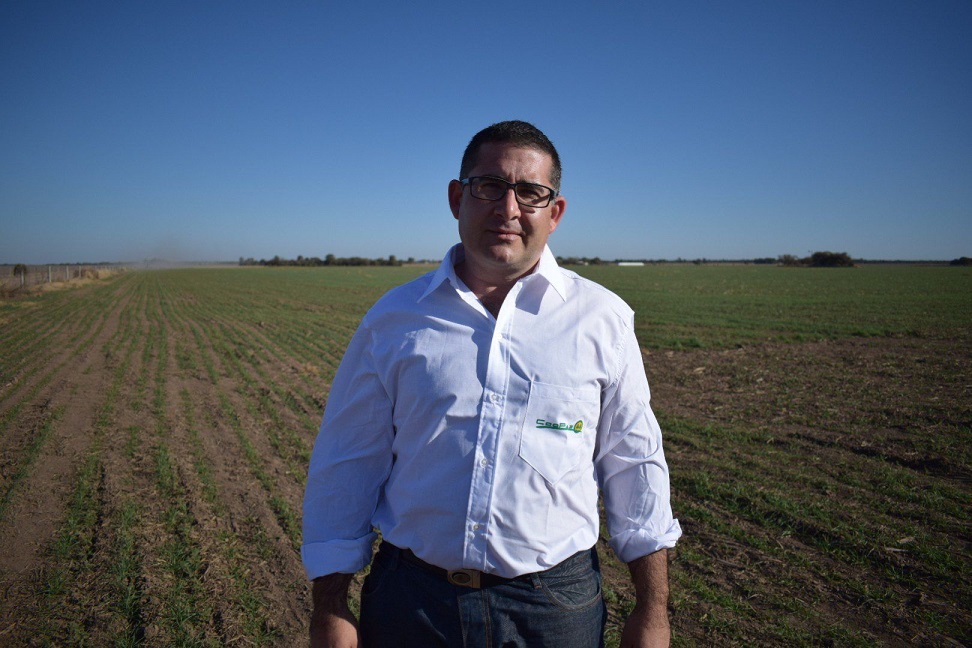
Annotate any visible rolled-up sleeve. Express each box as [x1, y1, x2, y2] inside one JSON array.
[[595, 318, 681, 563], [301, 323, 394, 580]]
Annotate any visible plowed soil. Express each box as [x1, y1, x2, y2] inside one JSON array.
[[0, 270, 968, 646]]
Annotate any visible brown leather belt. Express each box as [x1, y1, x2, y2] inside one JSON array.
[[395, 545, 525, 589]]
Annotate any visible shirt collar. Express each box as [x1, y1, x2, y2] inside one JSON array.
[[418, 244, 567, 303], [534, 245, 568, 301]]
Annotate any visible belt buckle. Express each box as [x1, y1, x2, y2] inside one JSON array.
[[447, 569, 481, 588]]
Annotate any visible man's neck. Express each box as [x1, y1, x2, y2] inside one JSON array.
[[454, 258, 532, 317]]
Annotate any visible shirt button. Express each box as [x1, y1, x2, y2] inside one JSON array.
[[473, 523, 482, 531], [489, 393, 501, 403], [480, 458, 489, 467]]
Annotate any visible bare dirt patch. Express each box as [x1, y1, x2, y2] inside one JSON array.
[[644, 337, 971, 645]]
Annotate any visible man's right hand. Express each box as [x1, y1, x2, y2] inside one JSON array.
[[309, 574, 360, 648]]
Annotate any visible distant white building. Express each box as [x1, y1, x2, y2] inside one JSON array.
[[617, 261, 645, 267]]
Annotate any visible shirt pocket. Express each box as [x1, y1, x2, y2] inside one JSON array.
[[519, 381, 600, 484]]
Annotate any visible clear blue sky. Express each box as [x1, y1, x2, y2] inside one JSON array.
[[2, 1, 970, 264]]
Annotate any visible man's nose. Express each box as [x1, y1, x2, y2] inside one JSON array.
[[493, 186, 522, 219]]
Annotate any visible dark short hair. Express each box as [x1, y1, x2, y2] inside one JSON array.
[[459, 120, 562, 191]]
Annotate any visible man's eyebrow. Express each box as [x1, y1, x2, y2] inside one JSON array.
[[478, 175, 549, 186]]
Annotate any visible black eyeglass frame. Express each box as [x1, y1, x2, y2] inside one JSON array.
[[459, 176, 559, 208]]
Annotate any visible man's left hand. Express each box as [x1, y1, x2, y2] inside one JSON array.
[[619, 601, 670, 648]]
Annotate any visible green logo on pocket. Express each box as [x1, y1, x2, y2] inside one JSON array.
[[536, 418, 584, 433]]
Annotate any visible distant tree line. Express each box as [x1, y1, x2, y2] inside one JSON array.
[[555, 256, 609, 266], [777, 251, 855, 267], [238, 252, 969, 268], [557, 252, 858, 267], [239, 254, 409, 267]]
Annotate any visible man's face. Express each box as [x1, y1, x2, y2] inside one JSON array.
[[448, 142, 567, 282]]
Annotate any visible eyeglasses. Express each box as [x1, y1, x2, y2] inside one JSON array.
[[460, 176, 558, 208]]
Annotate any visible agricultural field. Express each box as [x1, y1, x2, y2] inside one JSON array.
[[0, 264, 968, 646]]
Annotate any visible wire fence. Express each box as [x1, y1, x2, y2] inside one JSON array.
[[0, 264, 121, 295]]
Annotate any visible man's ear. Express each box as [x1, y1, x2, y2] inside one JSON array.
[[448, 180, 464, 220], [547, 195, 567, 233]]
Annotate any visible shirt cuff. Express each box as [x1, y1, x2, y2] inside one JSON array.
[[608, 519, 682, 564], [301, 533, 377, 580]]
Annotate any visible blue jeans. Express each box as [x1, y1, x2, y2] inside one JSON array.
[[360, 543, 606, 647]]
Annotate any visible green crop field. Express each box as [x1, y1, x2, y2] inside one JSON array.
[[0, 264, 968, 646]]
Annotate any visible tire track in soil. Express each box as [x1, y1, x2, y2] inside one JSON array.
[[0, 280, 137, 636]]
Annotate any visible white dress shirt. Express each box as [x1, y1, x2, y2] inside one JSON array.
[[302, 244, 681, 580]]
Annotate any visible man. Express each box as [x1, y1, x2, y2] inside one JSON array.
[[303, 120, 681, 647]]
